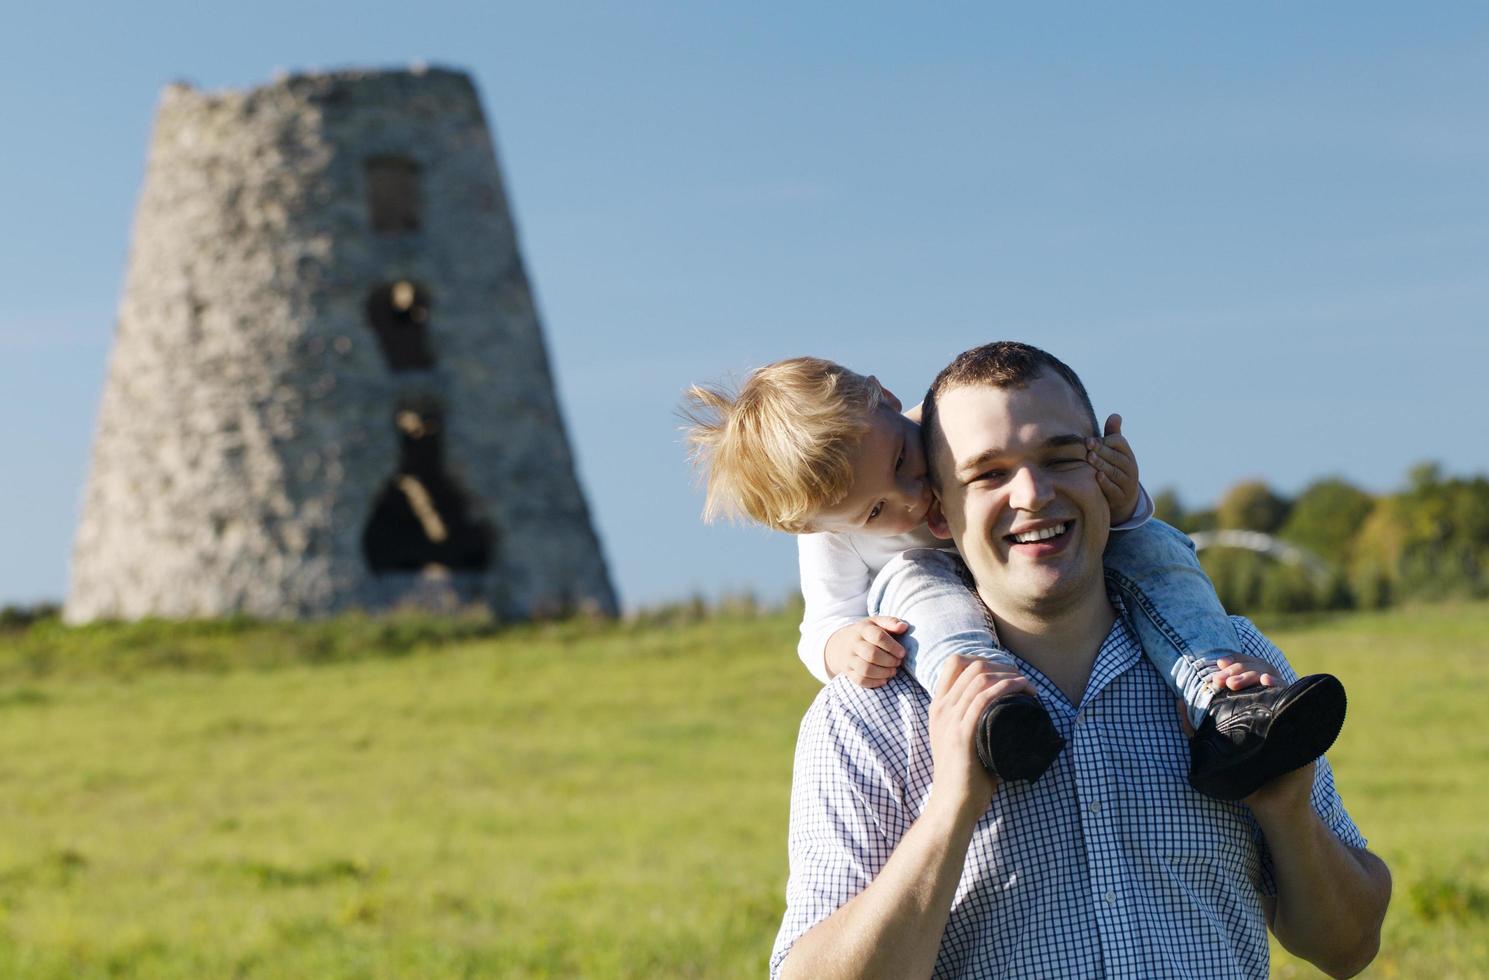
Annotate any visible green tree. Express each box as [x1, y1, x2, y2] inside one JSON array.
[[1395, 465, 1489, 601], [1348, 464, 1489, 606], [1152, 488, 1185, 527], [1217, 480, 1291, 533], [1350, 497, 1406, 609], [1278, 477, 1375, 567], [1180, 508, 1219, 534]]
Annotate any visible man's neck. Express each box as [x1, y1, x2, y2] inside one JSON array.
[[980, 589, 1117, 707]]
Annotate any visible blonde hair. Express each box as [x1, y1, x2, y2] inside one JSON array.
[[682, 357, 884, 533]]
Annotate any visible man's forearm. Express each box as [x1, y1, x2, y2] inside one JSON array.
[[780, 794, 981, 980], [1256, 802, 1391, 978]]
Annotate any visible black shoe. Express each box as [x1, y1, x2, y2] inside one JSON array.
[[974, 693, 1066, 782], [1188, 673, 1348, 802]]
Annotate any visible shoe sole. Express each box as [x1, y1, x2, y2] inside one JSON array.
[[976, 694, 1066, 783], [1190, 674, 1348, 802]]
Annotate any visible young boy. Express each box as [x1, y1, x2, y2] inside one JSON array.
[[684, 355, 1346, 800]]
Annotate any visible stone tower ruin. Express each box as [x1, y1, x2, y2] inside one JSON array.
[[66, 67, 618, 622]]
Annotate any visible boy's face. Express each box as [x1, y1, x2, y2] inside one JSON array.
[[808, 404, 933, 537]]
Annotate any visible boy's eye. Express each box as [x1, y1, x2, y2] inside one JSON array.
[[867, 502, 884, 522], [894, 446, 905, 472]]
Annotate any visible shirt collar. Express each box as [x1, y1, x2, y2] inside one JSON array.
[[1006, 588, 1143, 716]]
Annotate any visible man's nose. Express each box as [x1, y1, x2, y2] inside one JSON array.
[[1007, 465, 1053, 511]]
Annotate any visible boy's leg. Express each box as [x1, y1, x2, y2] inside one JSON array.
[[1102, 519, 1235, 730], [868, 548, 1013, 690], [1104, 520, 1347, 801], [869, 549, 1063, 782]]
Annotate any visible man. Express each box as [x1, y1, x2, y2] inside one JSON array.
[[770, 342, 1390, 979]]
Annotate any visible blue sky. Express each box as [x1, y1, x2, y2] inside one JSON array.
[[3, 3, 1487, 609]]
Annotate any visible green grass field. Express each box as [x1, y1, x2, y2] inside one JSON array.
[[0, 603, 1485, 978]]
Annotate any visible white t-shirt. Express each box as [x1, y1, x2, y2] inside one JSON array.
[[794, 487, 1155, 682]]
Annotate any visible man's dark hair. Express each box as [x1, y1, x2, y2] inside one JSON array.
[[921, 341, 1100, 489]]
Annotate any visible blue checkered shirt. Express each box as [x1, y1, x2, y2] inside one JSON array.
[[769, 616, 1365, 979]]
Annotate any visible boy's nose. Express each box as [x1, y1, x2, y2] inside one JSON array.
[[897, 475, 926, 504]]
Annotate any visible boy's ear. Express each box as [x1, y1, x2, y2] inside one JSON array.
[[926, 497, 953, 540], [869, 376, 902, 413]]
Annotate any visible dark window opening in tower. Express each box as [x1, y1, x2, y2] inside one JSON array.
[[365, 155, 422, 232], [364, 407, 494, 573], [365, 281, 436, 370]]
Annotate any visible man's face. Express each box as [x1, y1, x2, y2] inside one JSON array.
[[809, 405, 933, 537], [926, 373, 1110, 618]]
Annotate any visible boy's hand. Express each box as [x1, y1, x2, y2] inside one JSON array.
[[1209, 655, 1282, 692], [1174, 655, 1285, 736], [1086, 413, 1141, 525], [825, 616, 907, 688]]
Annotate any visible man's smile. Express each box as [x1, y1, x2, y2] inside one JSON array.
[[1004, 519, 1075, 554]]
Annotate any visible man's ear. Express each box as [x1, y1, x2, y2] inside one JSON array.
[[926, 497, 953, 540], [869, 376, 903, 413]]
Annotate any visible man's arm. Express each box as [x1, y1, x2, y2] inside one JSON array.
[[1224, 621, 1392, 977], [779, 658, 1028, 980], [1250, 764, 1391, 978]]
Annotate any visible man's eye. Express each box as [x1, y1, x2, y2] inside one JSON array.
[[1051, 457, 1086, 469], [867, 502, 884, 522]]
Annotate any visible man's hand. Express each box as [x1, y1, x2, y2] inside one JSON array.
[[1086, 413, 1140, 524], [780, 654, 1029, 980], [1244, 759, 1316, 822], [928, 657, 1033, 816], [826, 617, 907, 688], [1248, 756, 1392, 978]]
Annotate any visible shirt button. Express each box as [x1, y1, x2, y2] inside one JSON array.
[[1089, 801, 1102, 813], [1104, 890, 1116, 906]]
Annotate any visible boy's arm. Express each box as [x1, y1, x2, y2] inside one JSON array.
[[823, 618, 908, 688], [798, 532, 907, 686], [797, 532, 897, 684]]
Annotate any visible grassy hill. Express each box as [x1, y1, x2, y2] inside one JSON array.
[[0, 603, 1485, 977]]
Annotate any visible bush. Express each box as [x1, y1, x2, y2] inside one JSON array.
[[1200, 548, 1324, 616], [0, 602, 61, 632], [0, 610, 515, 681]]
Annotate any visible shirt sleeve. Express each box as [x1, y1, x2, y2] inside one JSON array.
[[1110, 483, 1155, 532], [769, 682, 909, 977], [1231, 618, 1369, 896], [796, 532, 877, 684]]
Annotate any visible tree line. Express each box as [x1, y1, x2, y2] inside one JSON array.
[[1153, 463, 1489, 615]]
